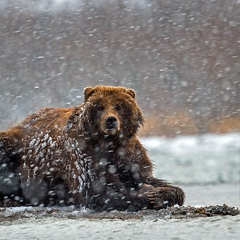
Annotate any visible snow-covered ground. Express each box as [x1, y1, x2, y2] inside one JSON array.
[[0, 133, 239, 240], [0, 215, 239, 240]]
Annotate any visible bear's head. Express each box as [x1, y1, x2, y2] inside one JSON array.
[[80, 85, 144, 139]]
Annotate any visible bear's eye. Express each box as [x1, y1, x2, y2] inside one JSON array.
[[97, 106, 104, 111], [115, 105, 121, 111]]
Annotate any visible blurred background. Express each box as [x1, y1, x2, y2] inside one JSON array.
[[0, 0, 239, 196], [0, 0, 239, 137]]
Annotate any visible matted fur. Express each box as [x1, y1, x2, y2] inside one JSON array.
[[0, 85, 184, 210]]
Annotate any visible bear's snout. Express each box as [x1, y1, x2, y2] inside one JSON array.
[[102, 115, 120, 135], [105, 116, 118, 130]]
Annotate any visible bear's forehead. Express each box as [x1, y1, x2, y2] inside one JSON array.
[[91, 96, 126, 106], [91, 91, 131, 102]]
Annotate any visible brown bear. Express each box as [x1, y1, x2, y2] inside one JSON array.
[[0, 85, 185, 210]]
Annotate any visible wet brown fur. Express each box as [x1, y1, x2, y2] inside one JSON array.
[[0, 85, 185, 210]]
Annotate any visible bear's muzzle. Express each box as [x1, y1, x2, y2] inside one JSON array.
[[103, 116, 120, 134]]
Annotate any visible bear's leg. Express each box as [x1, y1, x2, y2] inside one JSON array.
[[47, 178, 70, 206], [0, 138, 22, 206], [138, 178, 185, 209], [147, 185, 185, 209], [20, 176, 73, 207], [20, 177, 50, 206]]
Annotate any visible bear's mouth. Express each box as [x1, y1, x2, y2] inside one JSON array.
[[103, 125, 120, 135], [104, 128, 118, 135], [103, 116, 119, 135]]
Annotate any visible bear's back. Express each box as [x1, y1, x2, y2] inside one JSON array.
[[15, 107, 82, 138]]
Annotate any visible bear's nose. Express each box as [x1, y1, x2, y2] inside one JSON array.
[[105, 116, 118, 129]]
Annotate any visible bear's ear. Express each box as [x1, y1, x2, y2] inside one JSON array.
[[126, 88, 136, 99], [84, 86, 95, 102]]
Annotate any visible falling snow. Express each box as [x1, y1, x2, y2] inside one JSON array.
[[0, 1, 239, 239]]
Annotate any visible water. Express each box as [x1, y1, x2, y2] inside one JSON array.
[[142, 133, 239, 184], [0, 133, 239, 240]]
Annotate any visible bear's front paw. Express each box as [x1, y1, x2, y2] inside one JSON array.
[[148, 191, 169, 209], [147, 186, 184, 210]]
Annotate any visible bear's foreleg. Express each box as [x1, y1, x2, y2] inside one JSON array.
[[0, 133, 22, 206], [138, 178, 185, 209]]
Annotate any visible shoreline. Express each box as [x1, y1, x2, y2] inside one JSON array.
[[0, 183, 239, 240], [0, 183, 239, 222]]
